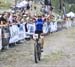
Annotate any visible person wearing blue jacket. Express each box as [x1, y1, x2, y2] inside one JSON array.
[[35, 15, 44, 52]]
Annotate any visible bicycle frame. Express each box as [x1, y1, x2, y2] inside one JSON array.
[[34, 33, 41, 63], [35, 34, 40, 43]]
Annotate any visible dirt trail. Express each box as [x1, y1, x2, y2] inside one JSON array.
[[0, 28, 75, 67]]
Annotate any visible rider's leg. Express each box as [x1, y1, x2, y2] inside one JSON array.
[[40, 36, 44, 49]]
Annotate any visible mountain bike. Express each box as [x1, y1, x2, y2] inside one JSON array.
[[34, 34, 42, 63]]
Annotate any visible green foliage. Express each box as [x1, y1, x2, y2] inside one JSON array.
[[69, 4, 75, 12], [51, 0, 75, 13], [52, 0, 60, 13], [0, 0, 75, 12]]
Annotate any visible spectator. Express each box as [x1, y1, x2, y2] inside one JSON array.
[[0, 13, 7, 25]]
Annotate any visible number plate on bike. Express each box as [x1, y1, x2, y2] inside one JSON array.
[[33, 34, 38, 39]]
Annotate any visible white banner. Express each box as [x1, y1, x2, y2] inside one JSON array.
[[18, 24, 26, 40], [0, 28, 2, 50], [9, 25, 19, 43], [53, 21, 57, 31], [50, 22, 57, 32], [43, 23, 49, 33], [27, 23, 35, 35]]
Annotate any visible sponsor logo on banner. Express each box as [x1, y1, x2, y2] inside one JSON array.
[[9, 25, 19, 43], [27, 23, 35, 35], [18, 24, 25, 40], [43, 23, 48, 33]]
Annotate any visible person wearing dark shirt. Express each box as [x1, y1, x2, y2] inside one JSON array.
[[0, 14, 7, 25], [0, 13, 10, 51]]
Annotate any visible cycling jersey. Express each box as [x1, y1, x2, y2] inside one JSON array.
[[35, 19, 44, 32]]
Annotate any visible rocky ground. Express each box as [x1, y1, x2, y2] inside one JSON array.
[[0, 27, 75, 67]]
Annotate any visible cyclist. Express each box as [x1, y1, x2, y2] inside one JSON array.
[[34, 14, 45, 52]]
